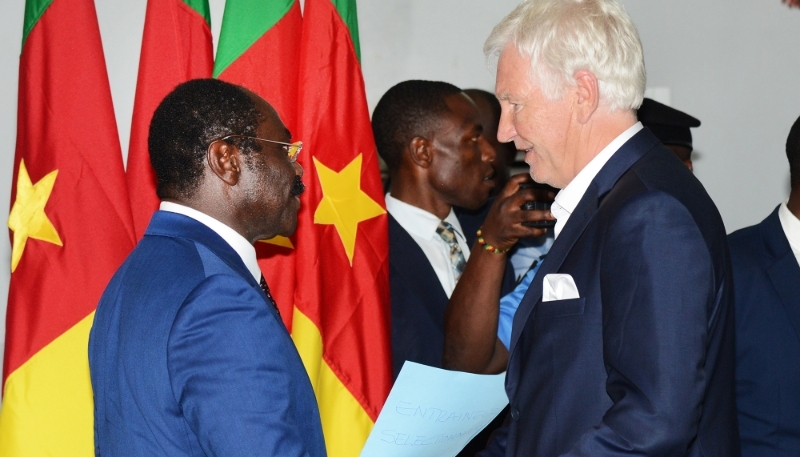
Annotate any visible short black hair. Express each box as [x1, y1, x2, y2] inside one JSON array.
[[788, 113, 800, 189], [371, 80, 462, 172], [148, 78, 263, 199]]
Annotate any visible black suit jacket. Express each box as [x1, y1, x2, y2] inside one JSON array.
[[483, 128, 739, 456], [729, 207, 800, 456], [388, 204, 514, 378]]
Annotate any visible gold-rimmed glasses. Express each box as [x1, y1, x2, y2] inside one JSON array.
[[210, 134, 303, 162]]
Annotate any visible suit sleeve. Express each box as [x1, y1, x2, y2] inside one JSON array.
[[568, 191, 714, 456], [167, 274, 313, 457]]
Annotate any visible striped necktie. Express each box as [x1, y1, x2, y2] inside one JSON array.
[[436, 221, 466, 282]]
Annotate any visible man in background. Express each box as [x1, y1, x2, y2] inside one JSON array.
[[373, 79, 549, 456], [480, 0, 739, 455], [637, 97, 702, 171], [730, 113, 800, 456], [89, 79, 325, 456], [372, 80, 548, 378]]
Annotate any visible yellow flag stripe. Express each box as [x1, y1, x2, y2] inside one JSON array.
[[0, 307, 373, 457], [0, 312, 95, 456], [292, 307, 375, 457]]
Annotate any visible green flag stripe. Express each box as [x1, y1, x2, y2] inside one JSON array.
[[182, 0, 211, 26], [213, 0, 294, 77], [22, 0, 53, 49], [331, 0, 361, 62]]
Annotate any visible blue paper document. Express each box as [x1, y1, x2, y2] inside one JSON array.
[[360, 362, 508, 457]]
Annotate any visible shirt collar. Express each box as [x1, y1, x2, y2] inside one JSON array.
[[159, 201, 261, 282], [552, 122, 642, 238], [779, 200, 800, 260], [385, 194, 465, 241]]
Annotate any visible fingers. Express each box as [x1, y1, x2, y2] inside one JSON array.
[[481, 180, 556, 249]]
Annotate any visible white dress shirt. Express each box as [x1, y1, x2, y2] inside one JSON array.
[[778, 200, 800, 267], [551, 122, 643, 239], [385, 194, 470, 298], [160, 202, 261, 283]]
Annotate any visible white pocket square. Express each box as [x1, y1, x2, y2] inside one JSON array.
[[542, 274, 580, 302]]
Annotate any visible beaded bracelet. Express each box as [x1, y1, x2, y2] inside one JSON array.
[[476, 228, 509, 254]]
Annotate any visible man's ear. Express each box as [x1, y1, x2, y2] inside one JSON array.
[[573, 70, 599, 124], [207, 140, 241, 186], [408, 136, 433, 168]]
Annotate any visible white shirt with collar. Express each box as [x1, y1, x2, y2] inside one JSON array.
[[160, 201, 261, 283], [385, 194, 470, 298], [551, 122, 643, 239], [778, 200, 800, 267]]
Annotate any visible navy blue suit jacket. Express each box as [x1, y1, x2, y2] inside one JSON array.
[[729, 207, 800, 456], [484, 128, 739, 456], [89, 211, 326, 456], [388, 205, 514, 378]]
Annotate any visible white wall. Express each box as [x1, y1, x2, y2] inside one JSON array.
[[1, 0, 799, 385]]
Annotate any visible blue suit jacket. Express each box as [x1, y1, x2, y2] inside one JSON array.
[[483, 129, 739, 456], [729, 207, 800, 456], [89, 211, 326, 457], [388, 204, 515, 379]]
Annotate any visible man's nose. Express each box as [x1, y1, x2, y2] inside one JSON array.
[[497, 108, 516, 144], [293, 162, 304, 178], [480, 136, 496, 163]]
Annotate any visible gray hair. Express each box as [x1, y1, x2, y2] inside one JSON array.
[[485, 0, 646, 111]]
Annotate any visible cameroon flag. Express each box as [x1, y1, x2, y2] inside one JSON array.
[[215, 0, 303, 321], [0, 0, 136, 454], [293, 0, 392, 455], [126, 0, 214, 240]]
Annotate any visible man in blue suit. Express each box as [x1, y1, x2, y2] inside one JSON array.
[[479, 0, 739, 455], [730, 113, 800, 456], [88, 79, 326, 456]]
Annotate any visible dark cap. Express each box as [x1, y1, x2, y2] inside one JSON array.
[[637, 98, 701, 151]]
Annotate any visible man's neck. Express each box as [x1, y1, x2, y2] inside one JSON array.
[[560, 110, 638, 188], [388, 182, 452, 220]]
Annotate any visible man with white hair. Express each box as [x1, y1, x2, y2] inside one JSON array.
[[478, 0, 740, 455]]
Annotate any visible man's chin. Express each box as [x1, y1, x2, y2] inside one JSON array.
[[459, 194, 491, 212], [279, 220, 299, 238]]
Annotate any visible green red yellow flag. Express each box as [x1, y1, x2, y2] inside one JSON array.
[[293, 0, 392, 454], [126, 0, 214, 240], [215, 0, 303, 322], [0, 0, 136, 454]]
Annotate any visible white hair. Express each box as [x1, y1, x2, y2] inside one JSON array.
[[485, 0, 646, 111]]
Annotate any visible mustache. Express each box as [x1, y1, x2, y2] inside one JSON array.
[[291, 176, 305, 196]]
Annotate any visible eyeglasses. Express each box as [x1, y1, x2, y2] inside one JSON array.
[[210, 134, 303, 163]]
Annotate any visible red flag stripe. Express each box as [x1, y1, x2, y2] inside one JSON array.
[[4, 0, 135, 382], [127, 0, 213, 240], [295, 0, 392, 422]]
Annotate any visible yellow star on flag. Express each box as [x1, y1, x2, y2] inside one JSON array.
[[313, 154, 385, 265], [259, 235, 294, 249], [8, 159, 63, 272]]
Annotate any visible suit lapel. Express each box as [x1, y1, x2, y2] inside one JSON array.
[[761, 208, 800, 343], [388, 214, 449, 317], [507, 128, 660, 355], [507, 183, 598, 354]]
